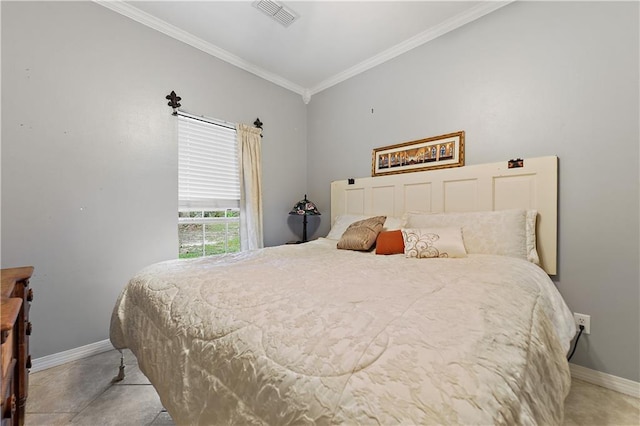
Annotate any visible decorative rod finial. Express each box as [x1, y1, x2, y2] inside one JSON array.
[[254, 117, 263, 137], [166, 91, 182, 115]]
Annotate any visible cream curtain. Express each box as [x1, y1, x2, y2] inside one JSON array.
[[237, 124, 263, 250]]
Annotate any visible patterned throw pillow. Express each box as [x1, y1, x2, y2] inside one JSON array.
[[402, 228, 467, 258], [337, 216, 386, 251]]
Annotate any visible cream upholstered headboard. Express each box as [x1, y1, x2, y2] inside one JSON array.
[[331, 156, 558, 274]]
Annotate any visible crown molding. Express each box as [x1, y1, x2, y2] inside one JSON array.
[[308, 1, 514, 96], [95, 0, 513, 104], [94, 1, 306, 97]]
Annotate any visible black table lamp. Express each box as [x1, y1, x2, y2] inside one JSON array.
[[289, 194, 320, 242]]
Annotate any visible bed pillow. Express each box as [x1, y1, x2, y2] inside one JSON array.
[[526, 210, 540, 265], [327, 214, 402, 240], [375, 230, 405, 255], [402, 228, 467, 258], [337, 216, 386, 251], [403, 209, 528, 260], [382, 216, 403, 231], [326, 215, 370, 240]]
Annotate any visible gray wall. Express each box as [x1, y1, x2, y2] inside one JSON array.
[[307, 1, 639, 381], [1, 1, 307, 358]]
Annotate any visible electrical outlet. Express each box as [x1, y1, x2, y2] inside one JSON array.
[[573, 313, 591, 335]]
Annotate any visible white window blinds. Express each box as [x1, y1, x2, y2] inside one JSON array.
[[178, 113, 240, 210]]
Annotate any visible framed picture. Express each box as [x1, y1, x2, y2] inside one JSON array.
[[372, 131, 465, 177]]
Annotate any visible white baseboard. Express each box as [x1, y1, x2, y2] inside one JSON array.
[[31, 339, 114, 373], [570, 363, 640, 399]]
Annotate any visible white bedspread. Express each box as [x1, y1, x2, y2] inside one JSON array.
[[110, 238, 576, 425]]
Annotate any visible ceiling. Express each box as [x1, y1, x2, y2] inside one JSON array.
[[99, 1, 512, 103]]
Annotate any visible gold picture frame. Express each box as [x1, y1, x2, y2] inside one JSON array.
[[372, 131, 465, 177]]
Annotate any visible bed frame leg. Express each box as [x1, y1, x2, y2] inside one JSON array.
[[111, 350, 126, 382]]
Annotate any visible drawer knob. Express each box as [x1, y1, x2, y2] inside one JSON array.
[[26, 321, 32, 336], [27, 288, 34, 302]]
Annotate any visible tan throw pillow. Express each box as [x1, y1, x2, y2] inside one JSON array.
[[337, 216, 386, 251], [402, 228, 467, 258]]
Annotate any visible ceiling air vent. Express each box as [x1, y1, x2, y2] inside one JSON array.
[[253, 0, 298, 27]]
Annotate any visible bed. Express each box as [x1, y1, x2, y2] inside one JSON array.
[[110, 156, 576, 425]]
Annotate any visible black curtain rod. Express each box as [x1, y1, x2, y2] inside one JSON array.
[[166, 90, 263, 134], [176, 110, 236, 130]]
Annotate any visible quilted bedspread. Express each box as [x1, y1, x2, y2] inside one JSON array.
[[110, 238, 576, 425]]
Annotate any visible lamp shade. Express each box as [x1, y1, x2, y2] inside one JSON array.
[[289, 194, 320, 216]]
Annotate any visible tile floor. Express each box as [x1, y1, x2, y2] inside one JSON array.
[[25, 349, 639, 425]]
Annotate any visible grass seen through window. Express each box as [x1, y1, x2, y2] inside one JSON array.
[[178, 210, 240, 258]]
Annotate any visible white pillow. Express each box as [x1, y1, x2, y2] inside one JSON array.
[[326, 214, 403, 240], [403, 209, 528, 260], [526, 210, 540, 265], [326, 215, 370, 240], [383, 216, 403, 231], [402, 228, 467, 258]]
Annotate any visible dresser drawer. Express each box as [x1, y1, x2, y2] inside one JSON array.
[[1, 329, 13, 381], [1, 297, 20, 426], [1, 358, 15, 423], [2, 267, 33, 426]]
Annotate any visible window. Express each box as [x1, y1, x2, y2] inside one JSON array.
[[178, 112, 240, 258]]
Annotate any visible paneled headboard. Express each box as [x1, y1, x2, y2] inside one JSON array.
[[331, 156, 558, 274]]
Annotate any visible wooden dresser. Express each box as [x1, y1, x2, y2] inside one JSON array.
[[1, 267, 34, 426]]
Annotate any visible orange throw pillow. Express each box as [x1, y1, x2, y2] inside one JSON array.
[[375, 230, 405, 255]]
